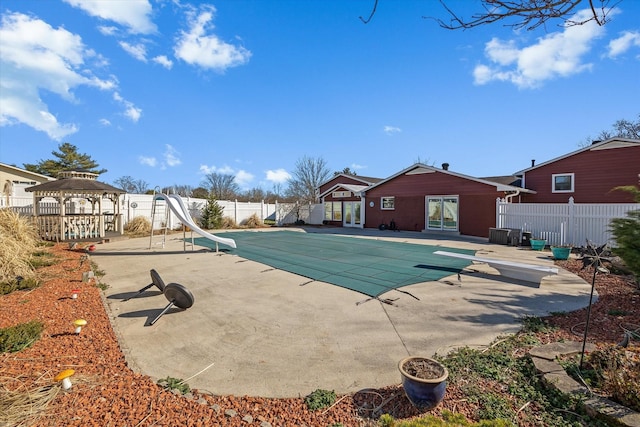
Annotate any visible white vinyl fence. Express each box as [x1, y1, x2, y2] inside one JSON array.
[[3, 195, 324, 228], [496, 197, 639, 247]]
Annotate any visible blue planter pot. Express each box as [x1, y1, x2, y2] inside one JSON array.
[[530, 239, 546, 251], [551, 246, 572, 260], [399, 357, 448, 411]]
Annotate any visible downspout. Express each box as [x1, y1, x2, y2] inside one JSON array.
[[504, 190, 521, 203]]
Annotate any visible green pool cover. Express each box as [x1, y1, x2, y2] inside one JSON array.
[[193, 231, 475, 298]]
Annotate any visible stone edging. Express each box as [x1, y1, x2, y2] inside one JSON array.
[[530, 341, 640, 427]]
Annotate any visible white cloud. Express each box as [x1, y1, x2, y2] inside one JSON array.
[[152, 55, 173, 69], [139, 156, 157, 167], [119, 41, 147, 61], [97, 25, 118, 36], [99, 118, 111, 126], [607, 31, 640, 58], [113, 92, 142, 122], [266, 168, 291, 183], [0, 12, 117, 140], [164, 144, 181, 166], [63, 0, 156, 34], [473, 9, 605, 88], [383, 125, 402, 135], [235, 170, 254, 188], [351, 163, 365, 170], [174, 5, 251, 71]]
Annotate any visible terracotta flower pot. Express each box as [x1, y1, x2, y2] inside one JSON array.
[[398, 356, 448, 411]]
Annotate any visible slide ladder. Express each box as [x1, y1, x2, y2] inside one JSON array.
[[148, 190, 237, 252]]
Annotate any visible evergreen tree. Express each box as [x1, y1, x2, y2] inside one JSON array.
[[610, 184, 640, 286], [24, 142, 107, 177], [200, 193, 224, 229]]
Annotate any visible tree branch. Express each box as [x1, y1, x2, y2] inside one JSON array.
[[433, 0, 617, 31], [359, 0, 379, 24]]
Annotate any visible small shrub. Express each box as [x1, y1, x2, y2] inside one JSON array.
[[200, 195, 224, 229], [607, 308, 628, 316], [28, 251, 58, 268], [0, 276, 40, 296], [243, 213, 263, 228], [378, 410, 512, 426], [0, 320, 44, 353], [124, 216, 151, 237], [520, 315, 551, 333], [304, 389, 336, 411], [157, 376, 190, 394], [221, 216, 237, 229]]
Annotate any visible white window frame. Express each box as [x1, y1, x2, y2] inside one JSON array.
[[324, 201, 342, 221], [381, 196, 395, 210], [552, 173, 575, 193]]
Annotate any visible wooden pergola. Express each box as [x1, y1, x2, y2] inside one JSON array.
[[26, 170, 125, 242]]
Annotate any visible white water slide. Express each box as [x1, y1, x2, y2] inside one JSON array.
[[153, 193, 237, 249]]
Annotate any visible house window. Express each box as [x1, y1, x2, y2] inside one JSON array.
[[552, 173, 574, 193], [324, 202, 342, 221], [381, 196, 395, 210]]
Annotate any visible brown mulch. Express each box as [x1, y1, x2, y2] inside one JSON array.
[[1, 245, 639, 426]]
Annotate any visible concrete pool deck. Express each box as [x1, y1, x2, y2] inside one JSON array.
[[93, 227, 593, 398]]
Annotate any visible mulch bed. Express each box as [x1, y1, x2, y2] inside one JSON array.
[[1, 244, 638, 426]]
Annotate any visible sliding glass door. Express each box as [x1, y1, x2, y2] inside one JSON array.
[[426, 196, 458, 231]]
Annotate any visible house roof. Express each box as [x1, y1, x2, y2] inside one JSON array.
[[366, 163, 536, 194], [318, 173, 382, 188], [0, 162, 57, 182], [515, 137, 640, 175], [319, 183, 369, 198], [479, 175, 522, 187]]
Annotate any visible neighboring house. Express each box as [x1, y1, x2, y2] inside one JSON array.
[[516, 138, 640, 203], [318, 174, 382, 228], [0, 162, 55, 207], [362, 163, 533, 237]]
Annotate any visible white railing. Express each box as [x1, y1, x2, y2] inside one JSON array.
[[496, 197, 640, 247]]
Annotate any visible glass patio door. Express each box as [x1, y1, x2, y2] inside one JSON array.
[[426, 196, 458, 231], [343, 202, 361, 227]]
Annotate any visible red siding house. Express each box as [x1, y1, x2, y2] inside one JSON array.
[[518, 138, 640, 203], [362, 164, 532, 238], [319, 174, 382, 227]]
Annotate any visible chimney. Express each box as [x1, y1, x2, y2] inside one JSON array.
[[531, 159, 535, 167], [441, 163, 449, 170]]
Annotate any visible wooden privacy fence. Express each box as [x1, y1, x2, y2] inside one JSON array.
[[496, 197, 640, 247]]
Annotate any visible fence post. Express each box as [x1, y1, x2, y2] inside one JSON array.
[[568, 197, 575, 245], [496, 198, 501, 228]]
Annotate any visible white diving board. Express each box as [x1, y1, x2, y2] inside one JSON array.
[[434, 250, 558, 285]]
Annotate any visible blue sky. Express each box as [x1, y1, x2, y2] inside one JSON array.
[[1, 1, 639, 192]]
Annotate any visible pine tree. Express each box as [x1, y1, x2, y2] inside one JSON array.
[[200, 194, 224, 229], [24, 142, 107, 177], [610, 184, 640, 286]]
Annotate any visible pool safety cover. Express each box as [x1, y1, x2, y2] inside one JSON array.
[[193, 231, 475, 298]]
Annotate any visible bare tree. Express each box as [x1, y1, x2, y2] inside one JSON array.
[[286, 156, 330, 203], [191, 187, 209, 199], [581, 114, 640, 146], [435, 0, 616, 30], [360, 0, 618, 30], [597, 114, 640, 140], [161, 184, 193, 197], [240, 187, 267, 202], [113, 176, 149, 194], [202, 172, 240, 200]]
